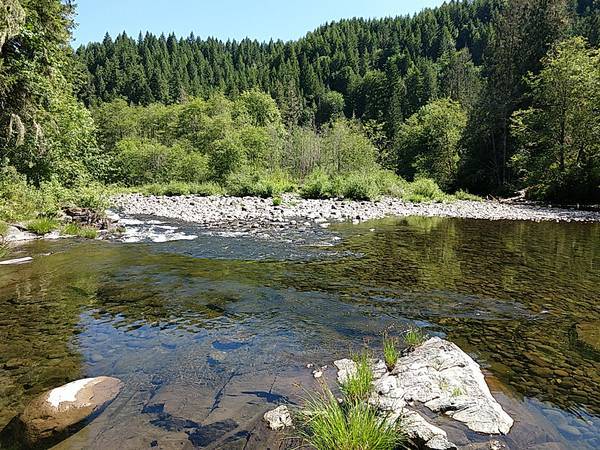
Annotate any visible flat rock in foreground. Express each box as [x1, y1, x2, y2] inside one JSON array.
[[0, 376, 123, 449]]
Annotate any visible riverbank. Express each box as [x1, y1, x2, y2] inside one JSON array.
[[112, 193, 600, 229]]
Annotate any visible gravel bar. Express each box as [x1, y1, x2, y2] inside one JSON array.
[[112, 194, 600, 229]]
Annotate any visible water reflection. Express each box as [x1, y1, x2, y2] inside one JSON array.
[[0, 216, 598, 448]]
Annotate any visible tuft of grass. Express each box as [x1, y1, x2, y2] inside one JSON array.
[[298, 386, 404, 450], [403, 326, 427, 350], [383, 333, 399, 371], [272, 195, 283, 206], [451, 387, 464, 398], [454, 189, 482, 202], [62, 223, 99, 239], [341, 352, 374, 402], [26, 217, 59, 235]]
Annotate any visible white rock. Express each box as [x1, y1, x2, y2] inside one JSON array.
[[391, 337, 513, 434], [333, 358, 357, 384], [263, 405, 293, 430]]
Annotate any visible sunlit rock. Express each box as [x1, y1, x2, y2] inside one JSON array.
[[0, 376, 123, 448], [263, 405, 293, 431]]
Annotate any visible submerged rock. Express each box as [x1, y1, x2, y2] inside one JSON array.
[[573, 321, 600, 355], [263, 405, 293, 431], [0, 256, 32, 265], [0, 376, 123, 448]]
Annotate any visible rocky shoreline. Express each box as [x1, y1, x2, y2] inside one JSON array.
[[112, 193, 600, 229]]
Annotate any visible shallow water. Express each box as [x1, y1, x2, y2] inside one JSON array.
[[0, 216, 599, 449]]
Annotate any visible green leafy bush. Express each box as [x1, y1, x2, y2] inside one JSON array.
[[139, 182, 225, 197], [300, 169, 333, 199], [454, 189, 482, 201], [334, 172, 381, 201], [226, 168, 296, 198], [403, 177, 448, 203]]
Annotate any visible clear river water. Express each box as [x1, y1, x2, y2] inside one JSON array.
[[0, 215, 598, 449]]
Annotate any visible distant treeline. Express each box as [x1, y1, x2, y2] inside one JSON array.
[[75, 0, 600, 200], [0, 0, 598, 212]]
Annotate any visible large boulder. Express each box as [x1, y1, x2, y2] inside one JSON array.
[[334, 338, 514, 450], [389, 337, 513, 435], [0, 376, 123, 449]]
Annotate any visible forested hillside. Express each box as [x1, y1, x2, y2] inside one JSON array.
[[0, 0, 598, 236], [75, 0, 600, 200]]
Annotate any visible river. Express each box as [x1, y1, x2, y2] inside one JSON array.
[[0, 215, 598, 449]]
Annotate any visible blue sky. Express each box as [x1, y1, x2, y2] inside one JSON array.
[[72, 0, 445, 47]]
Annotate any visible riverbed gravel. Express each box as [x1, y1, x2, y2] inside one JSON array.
[[112, 193, 600, 229]]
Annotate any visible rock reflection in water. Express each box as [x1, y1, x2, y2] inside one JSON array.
[[0, 216, 598, 448]]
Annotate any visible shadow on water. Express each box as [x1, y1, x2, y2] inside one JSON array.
[[0, 216, 598, 448]]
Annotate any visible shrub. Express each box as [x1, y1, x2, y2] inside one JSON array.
[[403, 178, 448, 203], [341, 352, 374, 402], [140, 182, 225, 197], [227, 168, 296, 198], [26, 218, 59, 235], [300, 169, 333, 199], [335, 172, 381, 201], [62, 223, 98, 239], [0, 222, 8, 238], [298, 386, 404, 450], [375, 171, 406, 198], [0, 166, 47, 221], [454, 189, 482, 201], [383, 333, 399, 371], [116, 138, 210, 185]]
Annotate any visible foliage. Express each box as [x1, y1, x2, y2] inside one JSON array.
[[454, 190, 482, 202], [511, 37, 600, 202], [62, 223, 99, 239], [136, 182, 225, 197], [341, 352, 374, 402], [333, 172, 381, 201], [226, 168, 296, 198], [403, 327, 428, 350], [115, 138, 209, 185], [0, 0, 99, 186], [0, 166, 108, 223], [26, 218, 60, 236], [396, 99, 467, 190], [383, 333, 400, 371], [300, 169, 334, 199], [298, 387, 404, 450], [403, 178, 449, 203]]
